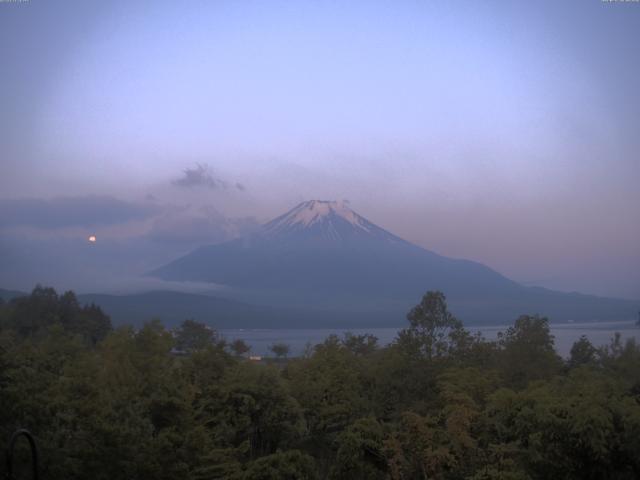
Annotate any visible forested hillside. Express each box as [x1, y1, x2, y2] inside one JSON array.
[[1, 287, 639, 479]]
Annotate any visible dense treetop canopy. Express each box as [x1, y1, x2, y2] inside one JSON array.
[[1, 287, 639, 479]]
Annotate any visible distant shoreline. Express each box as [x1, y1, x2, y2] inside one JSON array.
[[219, 321, 639, 358]]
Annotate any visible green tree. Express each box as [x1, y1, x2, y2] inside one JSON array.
[[330, 418, 387, 480], [384, 411, 455, 480], [174, 318, 217, 352], [3, 286, 111, 344], [497, 315, 562, 388], [200, 363, 305, 459], [397, 291, 467, 360], [230, 338, 251, 357], [342, 332, 378, 356], [599, 334, 640, 397], [568, 335, 597, 368], [484, 368, 640, 479], [290, 336, 367, 432], [270, 342, 290, 360]]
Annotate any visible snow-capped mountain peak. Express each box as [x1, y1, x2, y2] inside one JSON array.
[[273, 200, 365, 228], [261, 200, 400, 242]]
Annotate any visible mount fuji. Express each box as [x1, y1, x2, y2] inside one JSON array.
[[150, 200, 636, 325]]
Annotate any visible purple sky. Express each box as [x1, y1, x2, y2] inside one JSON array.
[[1, 0, 639, 299]]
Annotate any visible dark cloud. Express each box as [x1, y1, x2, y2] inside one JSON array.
[[0, 196, 159, 229], [172, 163, 227, 189], [172, 163, 247, 192]]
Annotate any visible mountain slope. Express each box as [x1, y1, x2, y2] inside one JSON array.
[[151, 200, 638, 324], [153, 200, 518, 294], [77, 291, 369, 329]]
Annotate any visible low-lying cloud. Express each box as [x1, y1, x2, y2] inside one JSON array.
[[0, 196, 159, 229], [147, 205, 259, 246]]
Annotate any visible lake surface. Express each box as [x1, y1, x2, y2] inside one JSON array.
[[220, 321, 639, 358]]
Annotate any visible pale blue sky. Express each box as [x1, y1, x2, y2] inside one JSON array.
[[1, 0, 639, 298]]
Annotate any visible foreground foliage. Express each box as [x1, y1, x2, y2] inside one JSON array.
[[1, 287, 639, 479]]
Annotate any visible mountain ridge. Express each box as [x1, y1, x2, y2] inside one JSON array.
[[150, 200, 638, 324]]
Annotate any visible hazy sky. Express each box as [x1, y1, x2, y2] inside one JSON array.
[[1, 0, 639, 299]]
